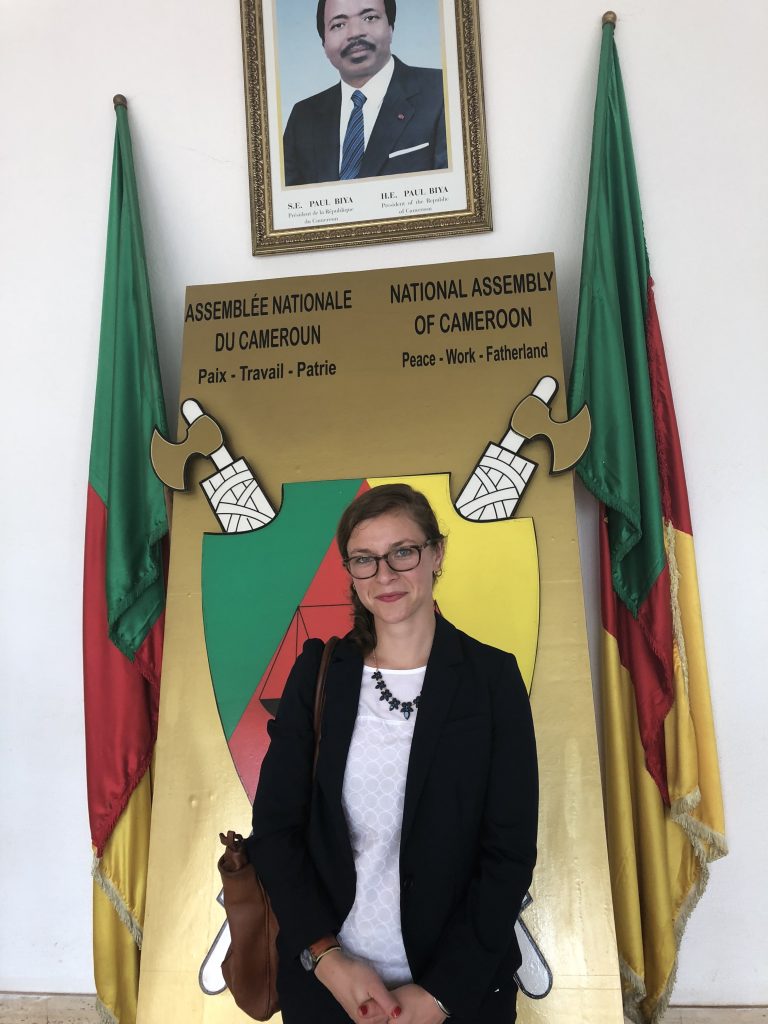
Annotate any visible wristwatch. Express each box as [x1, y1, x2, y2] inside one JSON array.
[[300, 935, 341, 972]]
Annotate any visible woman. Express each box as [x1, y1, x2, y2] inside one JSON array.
[[248, 484, 538, 1024]]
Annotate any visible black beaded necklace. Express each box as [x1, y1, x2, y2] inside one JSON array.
[[370, 650, 421, 721]]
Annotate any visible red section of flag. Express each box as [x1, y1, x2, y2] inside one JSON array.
[[601, 274, 697, 802], [632, 505, 675, 800], [228, 483, 368, 800], [83, 485, 163, 855], [645, 279, 693, 535], [600, 505, 673, 805], [595, 278, 693, 804]]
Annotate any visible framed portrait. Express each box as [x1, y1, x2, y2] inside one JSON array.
[[240, 0, 491, 254]]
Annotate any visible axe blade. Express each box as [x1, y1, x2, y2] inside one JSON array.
[[150, 415, 224, 491], [510, 395, 591, 474]]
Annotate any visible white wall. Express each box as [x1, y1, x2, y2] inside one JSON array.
[[1, 0, 766, 1003]]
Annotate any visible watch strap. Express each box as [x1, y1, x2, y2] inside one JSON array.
[[313, 944, 341, 968], [308, 935, 339, 960]]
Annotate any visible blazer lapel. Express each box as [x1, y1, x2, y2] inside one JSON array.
[[360, 58, 416, 178], [401, 615, 464, 848], [315, 637, 362, 806]]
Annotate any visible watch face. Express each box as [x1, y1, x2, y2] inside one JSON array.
[[300, 948, 315, 972]]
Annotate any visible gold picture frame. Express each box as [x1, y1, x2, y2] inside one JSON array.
[[240, 0, 491, 255]]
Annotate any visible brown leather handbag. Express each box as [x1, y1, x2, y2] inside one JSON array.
[[217, 637, 338, 1020]]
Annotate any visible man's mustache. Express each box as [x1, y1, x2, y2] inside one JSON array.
[[341, 37, 376, 58]]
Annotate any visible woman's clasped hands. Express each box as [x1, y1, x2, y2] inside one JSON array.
[[377, 984, 448, 1024], [314, 949, 400, 1024], [315, 951, 447, 1024]]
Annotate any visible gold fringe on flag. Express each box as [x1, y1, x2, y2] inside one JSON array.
[[92, 854, 143, 948], [607, 526, 727, 1024], [92, 770, 152, 1024]]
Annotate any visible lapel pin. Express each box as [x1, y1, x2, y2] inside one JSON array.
[[397, 113, 405, 120]]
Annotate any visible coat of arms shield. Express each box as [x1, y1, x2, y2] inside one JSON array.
[[201, 473, 539, 801]]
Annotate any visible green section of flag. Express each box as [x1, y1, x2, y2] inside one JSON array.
[[88, 104, 168, 658], [567, 22, 665, 617], [202, 478, 362, 738]]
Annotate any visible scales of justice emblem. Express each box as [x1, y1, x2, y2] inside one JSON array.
[[151, 375, 590, 1007]]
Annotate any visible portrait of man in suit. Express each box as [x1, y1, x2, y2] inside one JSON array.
[[283, 0, 449, 187]]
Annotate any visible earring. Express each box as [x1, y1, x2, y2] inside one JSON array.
[[433, 568, 443, 579]]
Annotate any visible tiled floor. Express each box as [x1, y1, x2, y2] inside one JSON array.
[[0, 995, 765, 1023], [0, 996, 100, 1024], [667, 1012, 768, 1024]]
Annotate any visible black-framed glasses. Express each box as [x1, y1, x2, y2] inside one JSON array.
[[343, 540, 436, 579]]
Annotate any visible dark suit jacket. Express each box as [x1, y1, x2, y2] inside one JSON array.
[[248, 615, 538, 1018], [283, 56, 448, 186]]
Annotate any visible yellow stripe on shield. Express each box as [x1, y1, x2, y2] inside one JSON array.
[[369, 474, 539, 691]]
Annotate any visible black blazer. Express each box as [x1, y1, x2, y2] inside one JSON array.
[[248, 615, 538, 1018], [283, 56, 448, 186]]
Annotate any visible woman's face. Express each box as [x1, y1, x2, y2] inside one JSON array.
[[345, 510, 443, 632]]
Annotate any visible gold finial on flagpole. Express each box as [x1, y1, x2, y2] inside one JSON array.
[[602, 11, 617, 25], [113, 95, 128, 108]]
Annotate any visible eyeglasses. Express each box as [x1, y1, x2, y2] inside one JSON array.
[[343, 540, 436, 579]]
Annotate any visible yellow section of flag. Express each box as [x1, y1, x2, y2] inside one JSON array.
[[602, 528, 726, 1023], [92, 769, 152, 1024]]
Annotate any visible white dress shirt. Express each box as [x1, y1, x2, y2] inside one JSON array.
[[337, 663, 425, 985], [338, 57, 396, 172]]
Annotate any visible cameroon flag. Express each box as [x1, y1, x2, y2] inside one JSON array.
[[83, 98, 168, 1024], [568, 19, 727, 1024]]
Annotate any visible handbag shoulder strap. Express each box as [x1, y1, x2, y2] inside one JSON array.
[[312, 636, 339, 777]]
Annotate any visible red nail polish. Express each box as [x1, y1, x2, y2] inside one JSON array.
[[360, 1006, 368, 1017], [392, 1008, 402, 1019]]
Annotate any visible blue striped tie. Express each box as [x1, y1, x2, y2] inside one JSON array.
[[340, 90, 367, 180]]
